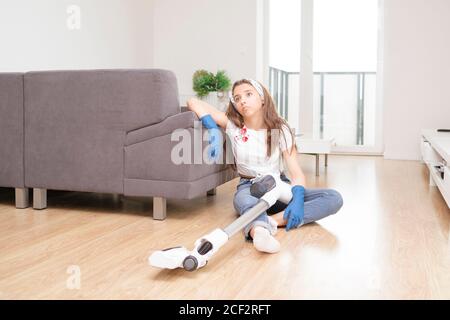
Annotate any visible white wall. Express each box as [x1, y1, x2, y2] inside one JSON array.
[[383, 0, 450, 160], [0, 0, 153, 71], [152, 0, 264, 101]]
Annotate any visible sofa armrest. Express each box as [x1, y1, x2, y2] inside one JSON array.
[[125, 111, 199, 146]]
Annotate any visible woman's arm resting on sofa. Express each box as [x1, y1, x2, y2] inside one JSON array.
[[186, 98, 228, 129]]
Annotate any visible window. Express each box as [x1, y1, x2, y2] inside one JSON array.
[[269, 0, 382, 152]]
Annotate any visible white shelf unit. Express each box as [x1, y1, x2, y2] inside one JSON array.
[[421, 129, 450, 208]]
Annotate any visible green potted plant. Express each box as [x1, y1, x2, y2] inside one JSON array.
[[192, 70, 232, 110]]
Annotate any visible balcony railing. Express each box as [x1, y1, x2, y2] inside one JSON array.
[[269, 66, 376, 146]]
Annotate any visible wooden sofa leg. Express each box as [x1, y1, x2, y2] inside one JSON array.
[[15, 188, 29, 209], [33, 188, 47, 210], [153, 197, 167, 220], [207, 188, 217, 196]]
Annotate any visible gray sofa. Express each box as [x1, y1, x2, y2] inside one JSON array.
[[1, 69, 236, 219], [0, 73, 29, 208]]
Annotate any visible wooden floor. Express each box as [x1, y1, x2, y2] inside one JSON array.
[[0, 155, 449, 299]]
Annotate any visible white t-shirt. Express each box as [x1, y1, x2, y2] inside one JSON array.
[[225, 120, 294, 177]]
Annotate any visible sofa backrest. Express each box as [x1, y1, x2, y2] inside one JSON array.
[[25, 69, 180, 131], [0, 73, 24, 188], [24, 69, 180, 193]]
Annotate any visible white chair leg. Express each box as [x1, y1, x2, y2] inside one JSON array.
[[15, 188, 29, 209], [33, 188, 47, 210], [315, 154, 320, 176]]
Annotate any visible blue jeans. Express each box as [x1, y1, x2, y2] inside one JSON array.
[[233, 174, 343, 240]]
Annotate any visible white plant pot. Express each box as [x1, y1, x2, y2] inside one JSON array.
[[202, 91, 229, 111]]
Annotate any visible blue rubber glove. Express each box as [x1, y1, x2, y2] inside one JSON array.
[[284, 185, 305, 231], [200, 114, 223, 161]]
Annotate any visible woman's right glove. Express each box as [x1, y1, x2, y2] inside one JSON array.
[[283, 185, 305, 231], [199, 114, 223, 161]]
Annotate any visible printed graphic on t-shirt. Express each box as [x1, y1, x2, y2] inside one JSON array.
[[234, 126, 249, 143]]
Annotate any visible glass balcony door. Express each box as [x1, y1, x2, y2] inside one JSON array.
[[268, 0, 382, 153]]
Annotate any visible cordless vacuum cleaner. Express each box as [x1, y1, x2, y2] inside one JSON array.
[[148, 173, 293, 272]]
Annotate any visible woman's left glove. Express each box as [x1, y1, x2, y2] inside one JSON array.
[[199, 114, 223, 161], [283, 185, 305, 231]]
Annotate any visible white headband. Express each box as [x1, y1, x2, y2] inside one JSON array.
[[229, 79, 264, 106]]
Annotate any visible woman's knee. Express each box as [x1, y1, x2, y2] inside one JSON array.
[[327, 189, 343, 214], [233, 193, 260, 215]]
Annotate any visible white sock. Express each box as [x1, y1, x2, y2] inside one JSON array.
[[267, 216, 278, 235], [252, 226, 280, 254]]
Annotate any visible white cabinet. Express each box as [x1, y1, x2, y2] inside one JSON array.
[[444, 166, 450, 194], [421, 129, 450, 208], [421, 139, 442, 165]]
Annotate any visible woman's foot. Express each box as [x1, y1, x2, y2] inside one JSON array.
[[270, 211, 287, 228], [252, 226, 280, 253]]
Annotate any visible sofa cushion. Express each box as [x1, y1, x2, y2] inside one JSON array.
[[24, 69, 180, 131]]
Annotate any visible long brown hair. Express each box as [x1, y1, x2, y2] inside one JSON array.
[[225, 79, 296, 158]]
